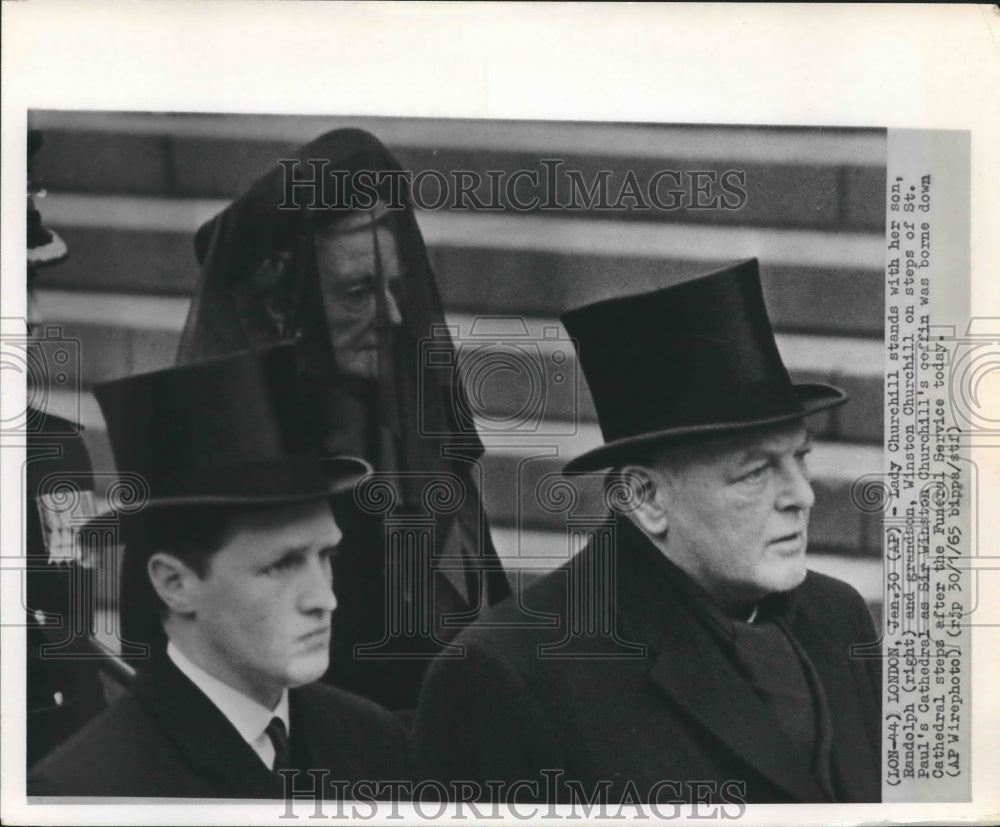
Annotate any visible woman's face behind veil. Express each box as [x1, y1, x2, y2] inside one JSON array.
[[315, 206, 405, 380]]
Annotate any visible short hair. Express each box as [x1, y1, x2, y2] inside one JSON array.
[[138, 500, 305, 616], [602, 442, 687, 512], [145, 505, 232, 577]]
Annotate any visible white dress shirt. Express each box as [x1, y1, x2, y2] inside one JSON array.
[[167, 641, 290, 771]]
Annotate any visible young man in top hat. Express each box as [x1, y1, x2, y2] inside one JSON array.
[[413, 259, 881, 804], [28, 344, 409, 798]]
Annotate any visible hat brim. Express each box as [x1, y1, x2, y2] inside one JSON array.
[[562, 383, 847, 473], [322, 455, 374, 496], [82, 455, 372, 528]]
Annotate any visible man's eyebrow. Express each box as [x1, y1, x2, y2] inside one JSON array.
[[732, 446, 770, 464], [732, 431, 814, 463], [263, 543, 340, 568]]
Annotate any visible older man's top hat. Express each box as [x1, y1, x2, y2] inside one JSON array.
[[94, 342, 371, 508], [561, 258, 847, 472]]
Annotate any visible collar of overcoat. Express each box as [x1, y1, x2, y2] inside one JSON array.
[[607, 514, 875, 802], [132, 652, 312, 798]]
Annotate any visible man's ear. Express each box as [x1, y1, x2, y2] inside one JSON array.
[[617, 464, 669, 538], [147, 552, 202, 617]]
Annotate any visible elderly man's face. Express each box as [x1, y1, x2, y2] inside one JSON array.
[[650, 421, 815, 613], [315, 208, 404, 379]]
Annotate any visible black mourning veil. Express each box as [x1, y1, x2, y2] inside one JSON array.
[[171, 129, 510, 708]]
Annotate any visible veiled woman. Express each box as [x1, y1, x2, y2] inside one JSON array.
[[132, 129, 509, 710]]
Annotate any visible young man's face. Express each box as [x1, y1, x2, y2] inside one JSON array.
[[315, 207, 404, 379], [183, 499, 341, 706], [651, 421, 815, 613]]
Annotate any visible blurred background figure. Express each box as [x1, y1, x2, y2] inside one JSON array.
[[25, 129, 107, 767], [174, 129, 511, 710]]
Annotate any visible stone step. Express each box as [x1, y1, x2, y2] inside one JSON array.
[[29, 116, 887, 336], [40, 192, 883, 271], [28, 112, 887, 164], [32, 129, 885, 232], [34, 291, 884, 445], [34, 290, 883, 375], [36, 224, 884, 336], [29, 113, 884, 230]]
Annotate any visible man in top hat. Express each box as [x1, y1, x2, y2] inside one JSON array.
[[412, 259, 881, 804], [28, 345, 409, 798]]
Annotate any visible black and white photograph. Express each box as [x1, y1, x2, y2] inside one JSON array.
[[2, 3, 998, 825]]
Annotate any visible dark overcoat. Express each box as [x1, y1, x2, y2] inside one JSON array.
[[413, 516, 881, 804], [28, 653, 410, 798]]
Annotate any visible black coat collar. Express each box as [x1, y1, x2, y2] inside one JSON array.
[[607, 516, 830, 802], [132, 653, 286, 798]]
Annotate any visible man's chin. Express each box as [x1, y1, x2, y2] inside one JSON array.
[[283, 655, 330, 688], [770, 560, 808, 593]]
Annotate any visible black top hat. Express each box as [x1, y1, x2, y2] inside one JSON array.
[[94, 343, 371, 508], [561, 258, 847, 472]]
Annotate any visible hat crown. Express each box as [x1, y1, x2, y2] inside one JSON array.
[[561, 259, 808, 459], [94, 344, 344, 505]]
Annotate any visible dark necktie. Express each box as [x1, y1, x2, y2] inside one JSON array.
[[265, 716, 292, 773]]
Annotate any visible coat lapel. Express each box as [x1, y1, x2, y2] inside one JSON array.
[[133, 653, 284, 798], [644, 608, 826, 801], [288, 686, 345, 779], [609, 520, 828, 802], [785, 604, 880, 801]]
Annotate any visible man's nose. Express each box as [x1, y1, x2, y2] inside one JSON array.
[[777, 461, 815, 512], [298, 558, 337, 614]]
